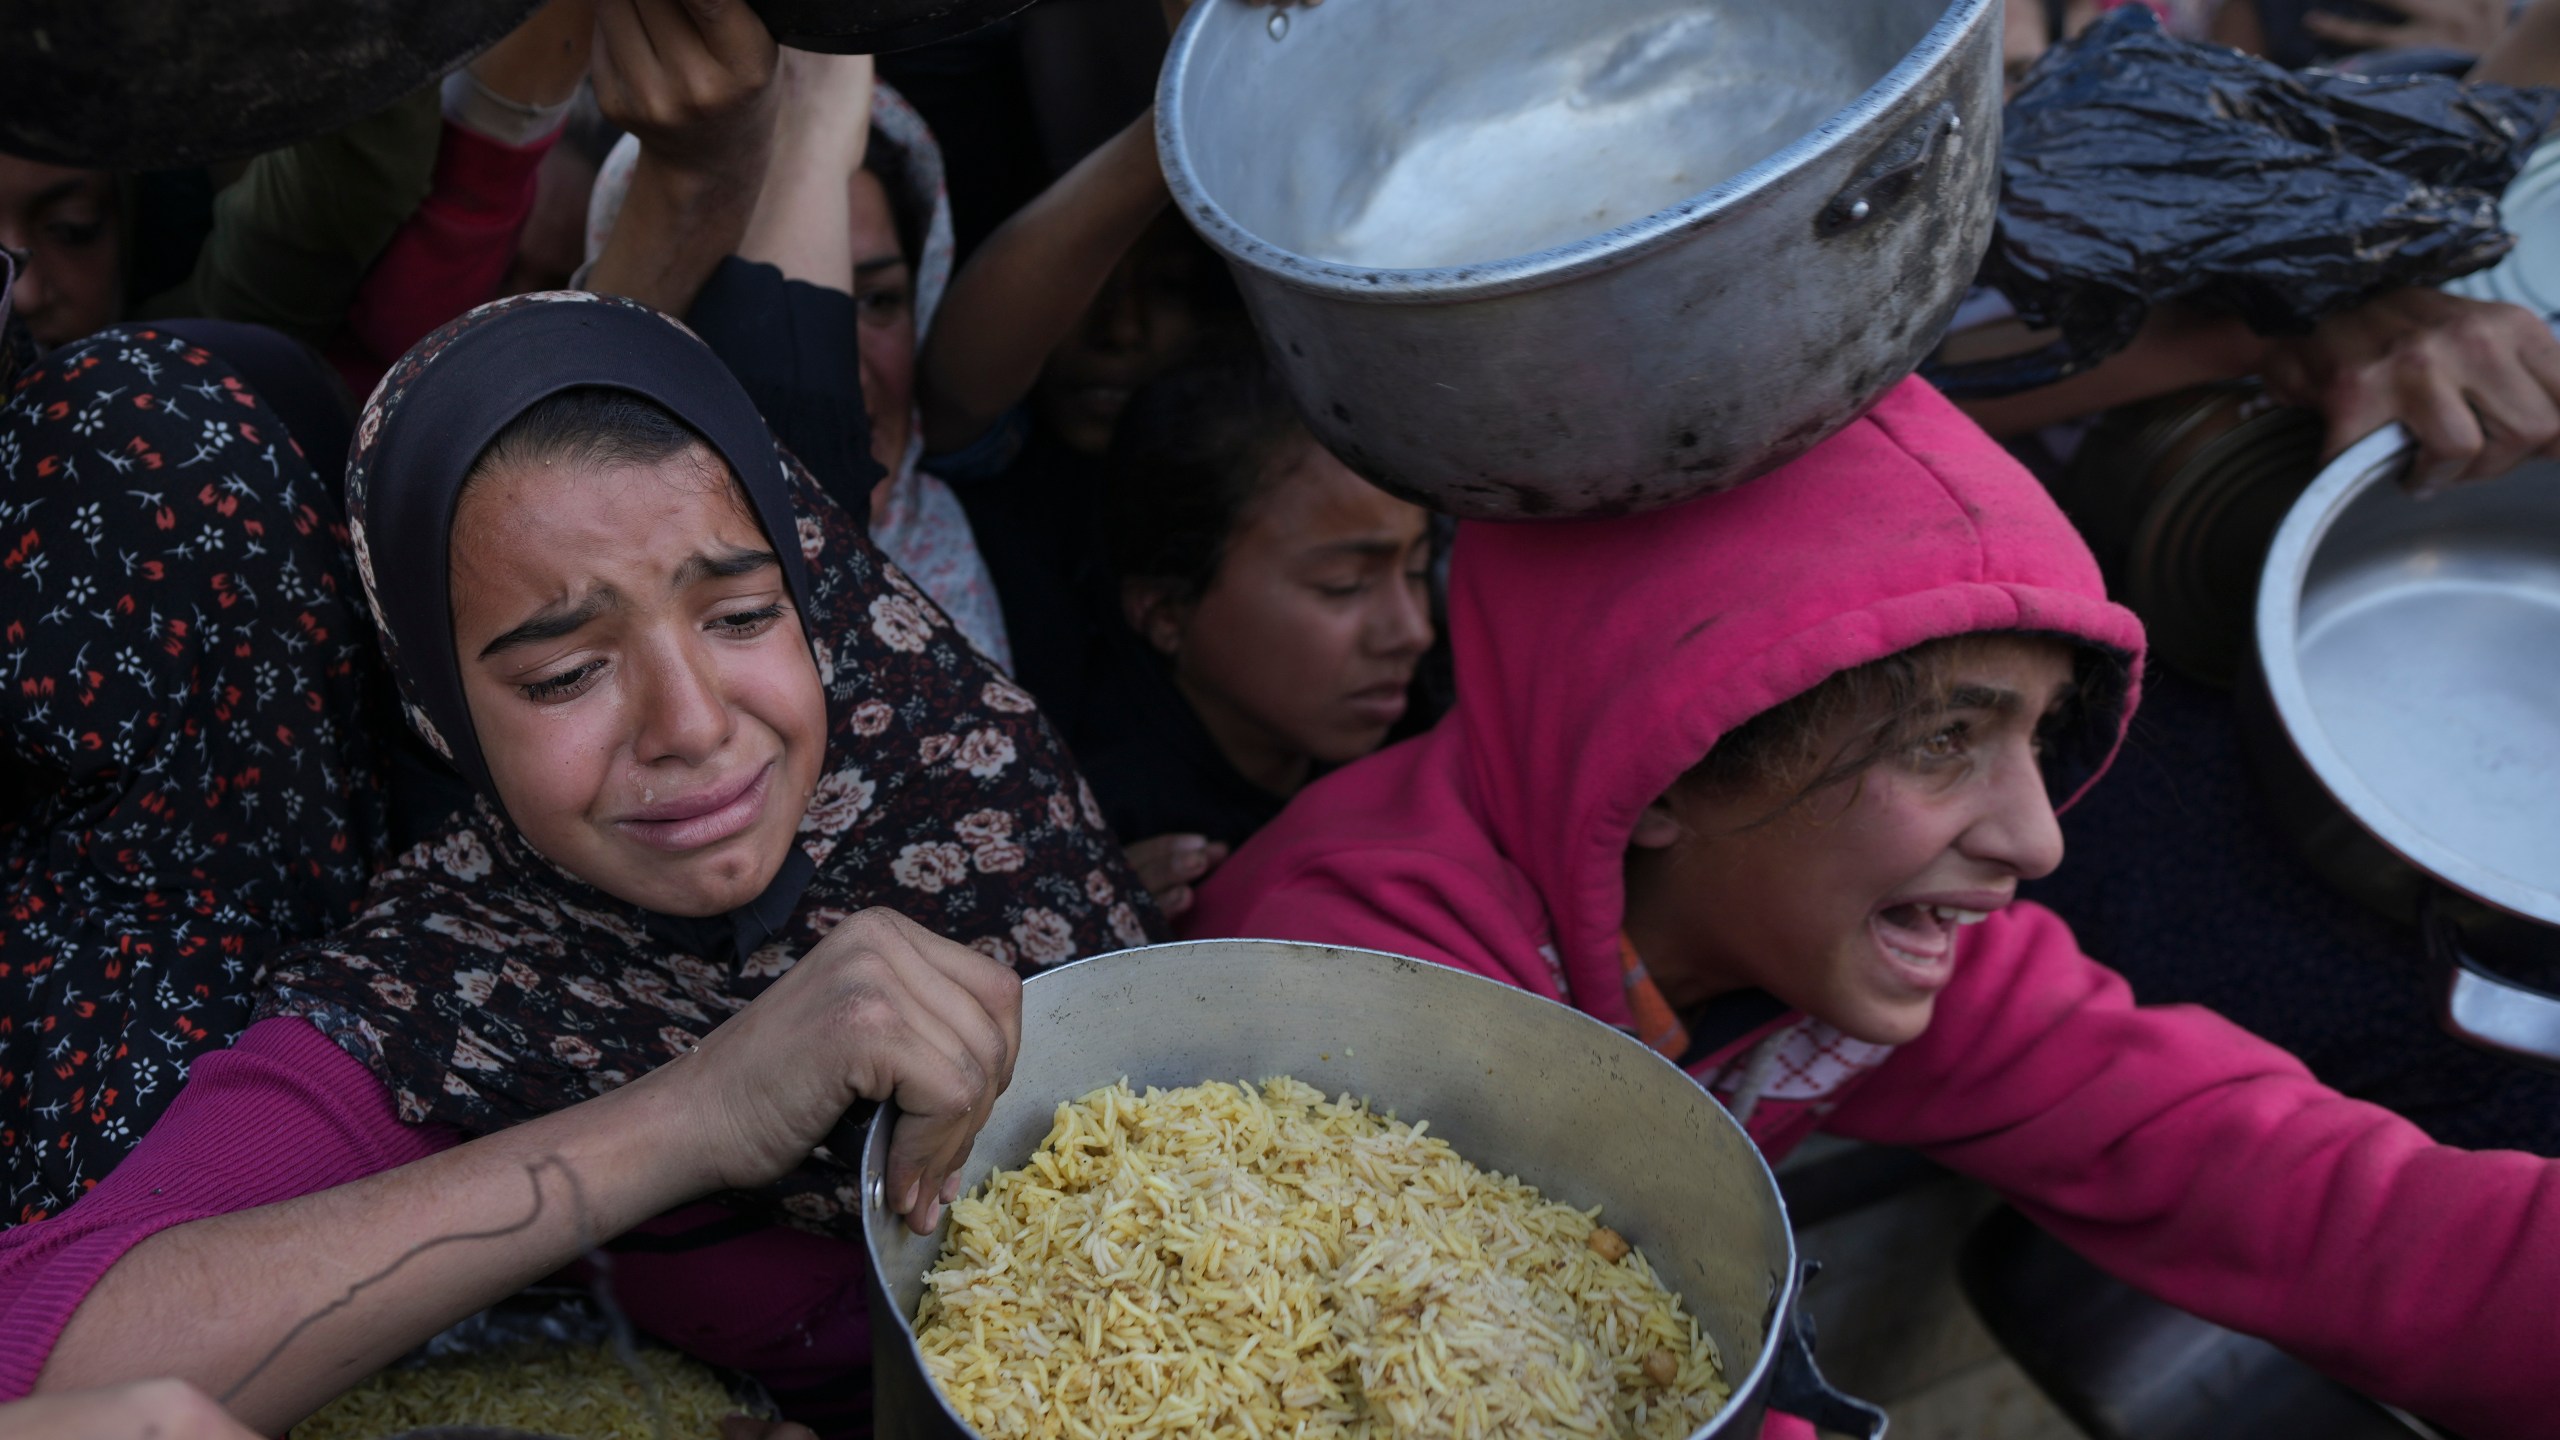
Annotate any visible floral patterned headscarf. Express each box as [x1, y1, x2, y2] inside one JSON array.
[[258, 293, 1156, 1234]]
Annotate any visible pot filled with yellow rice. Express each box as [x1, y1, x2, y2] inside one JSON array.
[[857, 940, 1885, 1440]]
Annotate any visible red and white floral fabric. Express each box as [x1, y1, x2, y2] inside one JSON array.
[[1, 326, 389, 1223]]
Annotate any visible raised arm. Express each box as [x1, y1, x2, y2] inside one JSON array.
[[1955, 287, 2560, 491], [584, 0, 780, 315], [336, 0, 598, 392], [738, 50, 874, 290], [1947, 302, 2269, 437], [135, 92, 440, 344], [915, 106, 1170, 454]]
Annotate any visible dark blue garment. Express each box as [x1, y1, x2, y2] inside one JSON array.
[[2025, 667, 2560, 1156]]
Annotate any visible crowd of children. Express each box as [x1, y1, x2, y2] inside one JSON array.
[[6, 0, 2560, 1436]]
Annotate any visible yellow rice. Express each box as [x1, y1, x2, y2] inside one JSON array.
[[916, 1077, 1729, 1440], [289, 1341, 746, 1440]]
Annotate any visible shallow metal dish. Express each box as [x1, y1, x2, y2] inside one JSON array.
[[1159, 0, 2000, 517], [858, 939, 1885, 1439], [2253, 425, 2560, 1059]]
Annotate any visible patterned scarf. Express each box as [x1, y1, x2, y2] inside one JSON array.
[[2, 324, 387, 1222], [257, 294, 1156, 1234]]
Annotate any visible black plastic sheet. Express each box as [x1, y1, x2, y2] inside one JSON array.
[[1937, 6, 2560, 398]]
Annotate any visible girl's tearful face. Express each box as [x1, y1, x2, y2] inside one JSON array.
[[448, 445, 829, 917], [1627, 636, 2081, 1046]]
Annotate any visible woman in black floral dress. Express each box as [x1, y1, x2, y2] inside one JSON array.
[[0, 311, 388, 1226], [0, 293, 1156, 1436]]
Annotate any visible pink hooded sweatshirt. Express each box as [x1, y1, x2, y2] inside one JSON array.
[[1188, 379, 2560, 1439]]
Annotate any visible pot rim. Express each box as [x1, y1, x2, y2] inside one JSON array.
[[1154, 0, 1996, 304], [859, 937, 1806, 1439], [2253, 423, 2560, 927]]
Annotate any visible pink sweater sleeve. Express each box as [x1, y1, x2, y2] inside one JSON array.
[[0, 1017, 453, 1399], [331, 119, 553, 398], [1824, 903, 2560, 1439]]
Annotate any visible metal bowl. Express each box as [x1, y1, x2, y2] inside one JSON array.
[[1158, 0, 2000, 517], [858, 939, 1884, 1439], [2253, 425, 2560, 1060]]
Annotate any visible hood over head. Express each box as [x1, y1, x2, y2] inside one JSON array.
[[1188, 377, 2145, 1025]]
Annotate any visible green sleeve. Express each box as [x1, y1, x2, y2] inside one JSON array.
[[137, 86, 442, 345]]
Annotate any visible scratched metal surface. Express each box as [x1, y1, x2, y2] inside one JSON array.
[[1158, 0, 2001, 519]]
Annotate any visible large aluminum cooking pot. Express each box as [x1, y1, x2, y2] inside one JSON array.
[[1157, 0, 2001, 519], [2, 0, 1034, 168], [858, 940, 1888, 1438], [2249, 425, 2560, 1065]]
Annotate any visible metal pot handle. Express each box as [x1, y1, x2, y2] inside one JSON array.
[[1817, 101, 1959, 238], [821, 1097, 885, 1171], [1768, 1263, 1891, 1437], [2431, 891, 2560, 1068]]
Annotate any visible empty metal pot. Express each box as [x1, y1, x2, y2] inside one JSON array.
[[1157, 0, 2001, 518], [858, 939, 1886, 1439], [2250, 425, 2560, 1064]]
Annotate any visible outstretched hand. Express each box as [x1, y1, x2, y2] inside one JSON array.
[[2262, 288, 2560, 494]]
